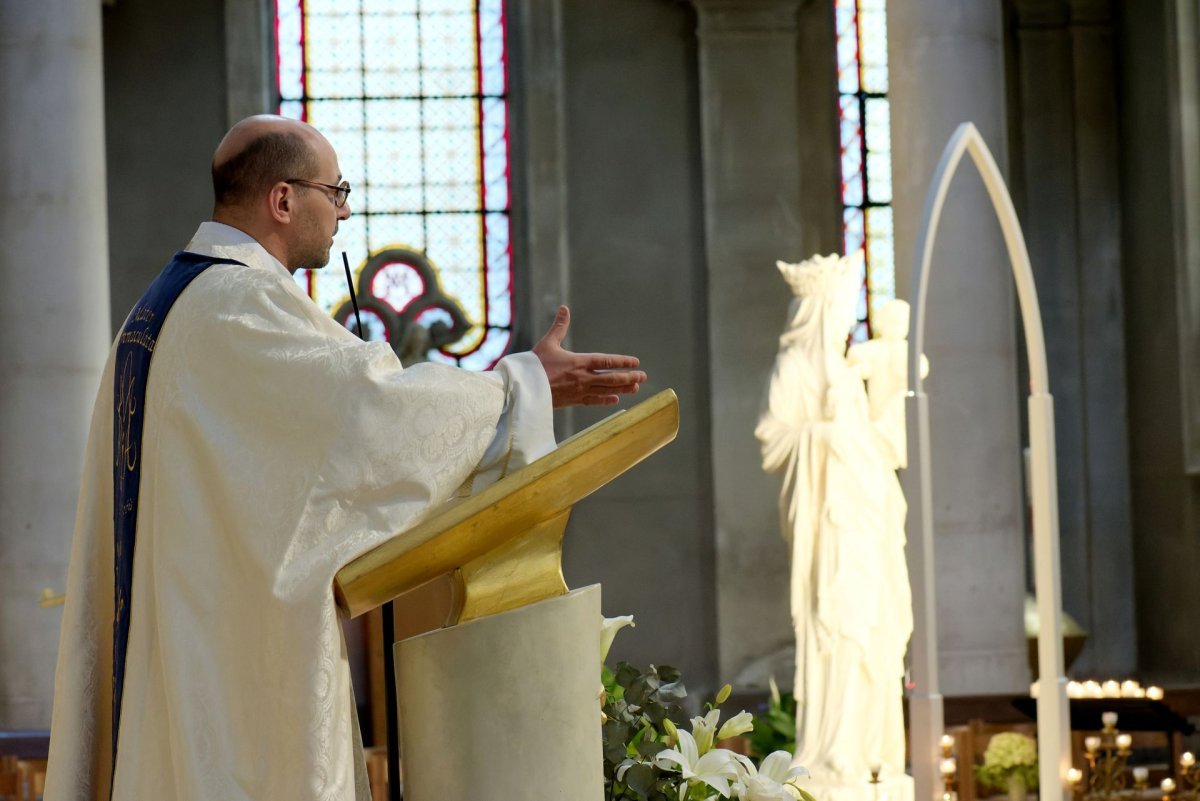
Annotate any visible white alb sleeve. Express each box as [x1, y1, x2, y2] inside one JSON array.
[[470, 351, 556, 491]]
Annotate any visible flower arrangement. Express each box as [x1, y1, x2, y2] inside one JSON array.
[[975, 732, 1038, 800], [600, 616, 814, 801]]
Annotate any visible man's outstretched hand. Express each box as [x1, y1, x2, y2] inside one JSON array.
[[532, 306, 647, 408]]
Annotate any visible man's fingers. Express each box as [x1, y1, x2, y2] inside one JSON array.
[[585, 370, 647, 388], [595, 382, 639, 393], [580, 394, 621, 407], [544, 305, 570, 346], [577, 352, 641, 370]]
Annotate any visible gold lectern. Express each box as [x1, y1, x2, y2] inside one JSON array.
[[334, 389, 680, 801]]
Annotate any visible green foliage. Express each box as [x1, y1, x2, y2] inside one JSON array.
[[601, 661, 692, 801], [747, 683, 796, 760]]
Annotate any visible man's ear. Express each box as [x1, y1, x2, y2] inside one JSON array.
[[267, 182, 293, 224]]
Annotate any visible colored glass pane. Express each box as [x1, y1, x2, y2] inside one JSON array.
[[834, 0, 894, 340], [275, 0, 514, 369]]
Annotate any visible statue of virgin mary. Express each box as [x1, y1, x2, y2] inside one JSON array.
[[755, 252, 913, 785]]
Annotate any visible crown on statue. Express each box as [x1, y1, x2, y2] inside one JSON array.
[[776, 251, 863, 299]]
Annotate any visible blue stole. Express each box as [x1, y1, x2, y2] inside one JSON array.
[[110, 251, 244, 785]]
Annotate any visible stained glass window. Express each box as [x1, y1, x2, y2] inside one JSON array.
[[275, 0, 513, 369], [835, 0, 893, 341]]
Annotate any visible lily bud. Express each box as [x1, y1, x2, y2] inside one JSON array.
[[717, 710, 755, 741], [715, 683, 733, 705]]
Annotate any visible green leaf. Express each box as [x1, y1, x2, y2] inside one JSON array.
[[625, 763, 657, 799], [643, 702, 668, 725], [604, 720, 634, 764], [628, 723, 654, 758], [615, 662, 642, 689], [656, 680, 687, 704], [637, 739, 666, 759], [656, 665, 682, 684]]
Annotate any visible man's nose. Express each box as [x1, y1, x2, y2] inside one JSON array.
[[338, 201, 352, 220]]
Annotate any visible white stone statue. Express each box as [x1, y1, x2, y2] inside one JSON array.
[[846, 298, 930, 470], [755, 253, 914, 789]]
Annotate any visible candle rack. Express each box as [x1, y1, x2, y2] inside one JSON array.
[[1068, 711, 1195, 801], [1161, 750, 1199, 801]]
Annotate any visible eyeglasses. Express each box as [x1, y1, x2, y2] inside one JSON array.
[[285, 178, 352, 208]]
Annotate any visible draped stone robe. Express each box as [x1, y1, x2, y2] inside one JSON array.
[[756, 257, 912, 783], [44, 222, 555, 801]]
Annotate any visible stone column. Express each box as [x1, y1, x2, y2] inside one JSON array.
[[0, 0, 111, 727], [691, 0, 805, 685], [1120, 0, 1200, 683], [1009, 0, 1136, 677], [888, 0, 1028, 694]]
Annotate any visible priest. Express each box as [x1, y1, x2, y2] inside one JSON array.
[[44, 115, 646, 801]]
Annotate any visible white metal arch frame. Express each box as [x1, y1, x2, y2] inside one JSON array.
[[904, 122, 1070, 801]]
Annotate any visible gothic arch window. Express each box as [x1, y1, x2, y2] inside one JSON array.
[[274, 0, 514, 369], [835, 0, 893, 341]]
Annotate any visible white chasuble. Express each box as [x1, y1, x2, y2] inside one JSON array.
[[44, 223, 555, 801]]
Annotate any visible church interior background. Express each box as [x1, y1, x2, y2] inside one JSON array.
[[4, 0, 1200, 796]]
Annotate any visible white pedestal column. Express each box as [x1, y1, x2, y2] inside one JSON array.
[[394, 585, 603, 801], [0, 0, 111, 728]]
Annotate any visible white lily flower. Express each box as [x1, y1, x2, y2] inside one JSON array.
[[716, 710, 755, 741], [656, 729, 740, 798], [690, 708, 722, 754], [732, 752, 811, 801], [600, 615, 635, 663]]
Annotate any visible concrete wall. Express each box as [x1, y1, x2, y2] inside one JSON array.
[[551, 0, 720, 693], [102, 0, 229, 332]]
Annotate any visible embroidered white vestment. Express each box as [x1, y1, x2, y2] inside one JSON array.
[[45, 223, 555, 801]]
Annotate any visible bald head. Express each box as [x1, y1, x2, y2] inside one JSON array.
[[211, 115, 322, 210]]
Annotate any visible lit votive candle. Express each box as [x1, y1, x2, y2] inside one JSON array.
[[1162, 778, 1177, 794], [1134, 767, 1150, 783], [1136, 688, 1147, 698], [1086, 680, 1104, 698], [941, 734, 956, 752], [1103, 680, 1122, 698], [1182, 752, 1196, 769], [1068, 681, 1084, 699], [941, 758, 957, 776], [1122, 680, 1141, 698], [1148, 686, 1165, 701], [1116, 734, 1133, 751], [1102, 711, 1119, 728], [1085, 736, 1102, 753], [1068, 768, 1084, 786]]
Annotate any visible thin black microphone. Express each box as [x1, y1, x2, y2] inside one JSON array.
[[341, 251, 364, 340]]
